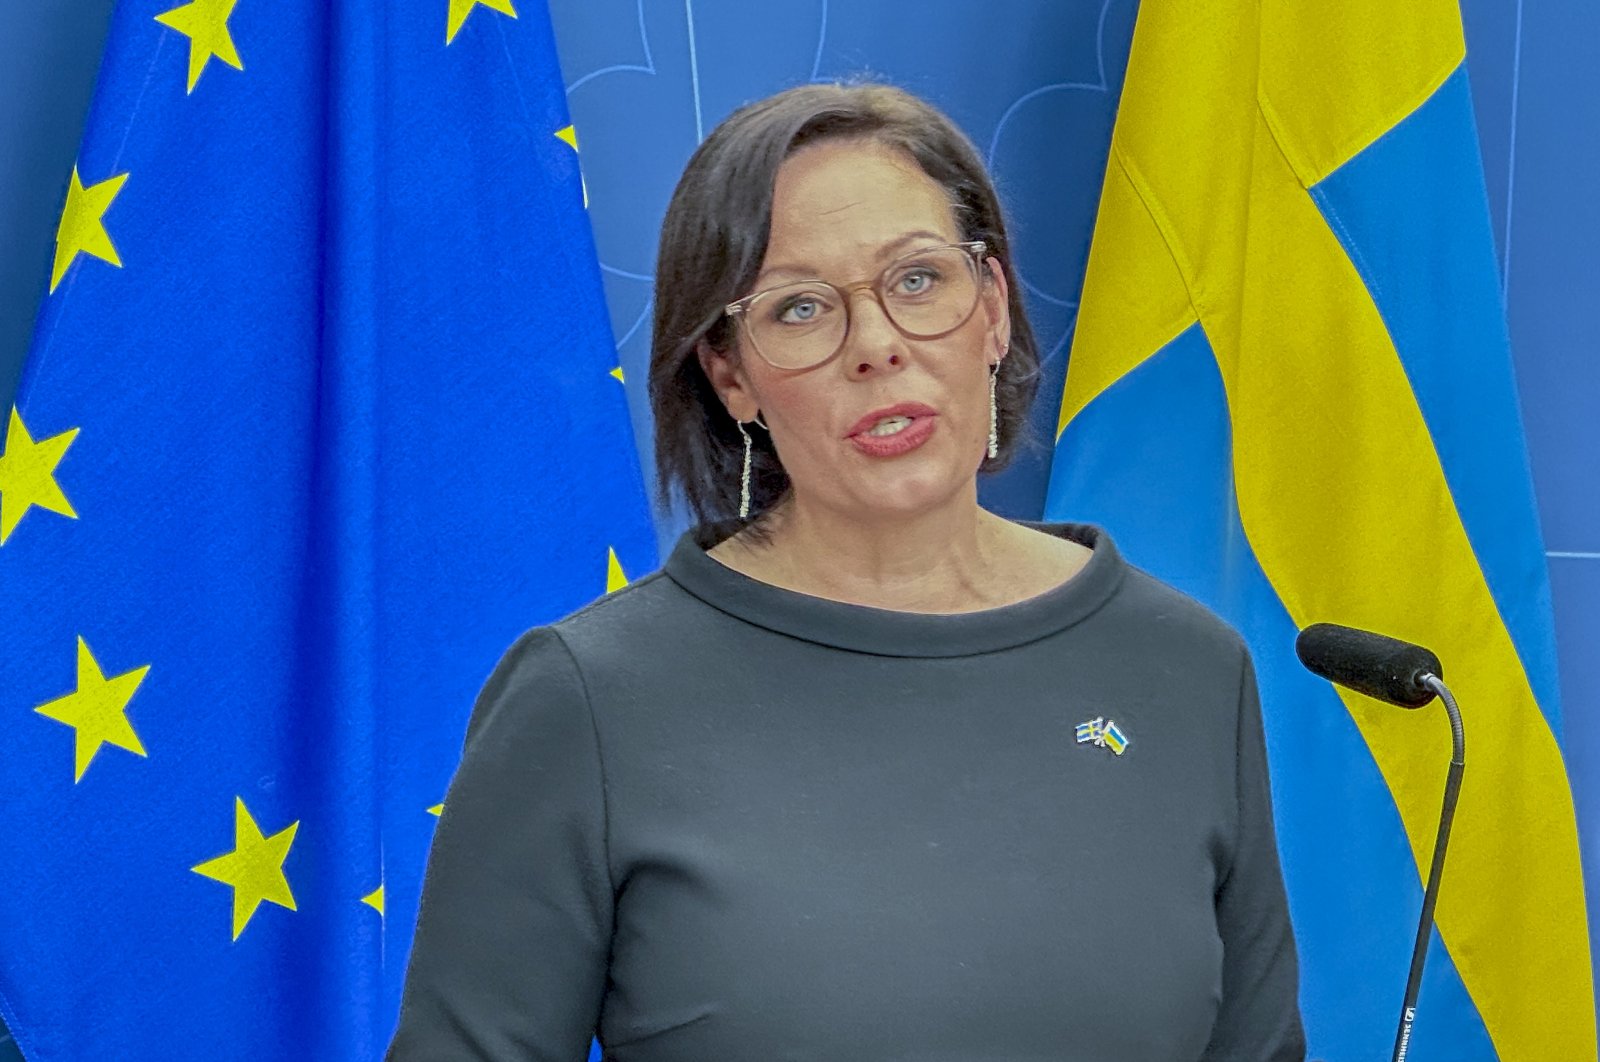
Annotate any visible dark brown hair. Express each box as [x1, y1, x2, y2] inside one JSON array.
[[647, 81, 1041, 527]]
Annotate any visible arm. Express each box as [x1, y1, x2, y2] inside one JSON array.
[[1201, 651, 1307, 1062], [388, 627, 612, 1061]]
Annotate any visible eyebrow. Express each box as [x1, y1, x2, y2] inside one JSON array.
[[753, 230, 954, 287]]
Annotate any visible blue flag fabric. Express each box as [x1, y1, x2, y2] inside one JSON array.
[[0, 1, 656, 1057], [1044, 2, 1592, 1058]]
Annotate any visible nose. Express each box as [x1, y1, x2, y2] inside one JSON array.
[[838, 285, 906, 376]]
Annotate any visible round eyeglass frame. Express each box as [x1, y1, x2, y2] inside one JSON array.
[[722, 240, 990, 371]]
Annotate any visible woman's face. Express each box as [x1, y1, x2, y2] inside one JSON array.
[[702, 138, 1010, 524]]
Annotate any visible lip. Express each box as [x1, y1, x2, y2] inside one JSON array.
[[844, 402, 939, 459], [844, 402, 939, 438]]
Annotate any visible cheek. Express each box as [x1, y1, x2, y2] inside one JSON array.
[[939, 336, 998, 419], [750, 377, 837, 452]]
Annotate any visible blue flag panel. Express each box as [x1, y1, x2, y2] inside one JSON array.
[[1045, 3, 1592, 1055], [1049, 324, 1498, 1061], [0, 1, 656, 1058]]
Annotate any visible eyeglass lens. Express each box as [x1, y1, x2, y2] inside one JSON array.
[[740, 245, 982, 370]]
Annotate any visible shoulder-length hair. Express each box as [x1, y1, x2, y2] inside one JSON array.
[[647, 82, 1041, 527]]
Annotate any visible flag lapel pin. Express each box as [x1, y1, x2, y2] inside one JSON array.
[[1075, 715, 1130, 756]]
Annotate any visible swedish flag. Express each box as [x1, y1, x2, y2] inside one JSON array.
[[1046, 0, 1592, 1058], [0, 1, 654, 1058]]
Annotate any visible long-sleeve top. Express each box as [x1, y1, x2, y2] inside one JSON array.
[[388, 523, 1306, 1061]]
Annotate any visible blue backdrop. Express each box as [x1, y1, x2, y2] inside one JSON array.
[[2, 0, 1596, 1057]]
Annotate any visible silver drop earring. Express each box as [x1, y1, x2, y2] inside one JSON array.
[[737, 419, 754, 519], [987, 362, 1000, 460]]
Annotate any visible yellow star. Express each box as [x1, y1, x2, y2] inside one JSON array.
[[361, 883, 385, 916], [427, 802, 444, 817], [609, 366, 625, 384], [192, 797, 299, 940], [446, 0, 517, 44], [555, 124, 589, 207], [34, 637, 150, 782], [607, 547, 629, 593], [154, 0, 243, 94], [0, 408, 79, 545], [49, 168, 128, 293]]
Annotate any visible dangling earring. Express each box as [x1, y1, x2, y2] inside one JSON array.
[[986, 362, 1000, 460], [736, 419, 754, 519]]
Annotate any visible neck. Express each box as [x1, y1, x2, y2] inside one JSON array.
[[722, 484, 1015, 612]]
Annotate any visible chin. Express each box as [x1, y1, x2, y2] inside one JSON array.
[[845, 462, 974, 519]]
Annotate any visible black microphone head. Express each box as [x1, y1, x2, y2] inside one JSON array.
[[1295, 623, 1442, 708]]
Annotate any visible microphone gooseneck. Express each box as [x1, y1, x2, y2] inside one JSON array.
[[1293, 623, 1465, 1062]]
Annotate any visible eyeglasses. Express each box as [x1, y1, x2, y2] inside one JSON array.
[[723, 241, 989, 371]]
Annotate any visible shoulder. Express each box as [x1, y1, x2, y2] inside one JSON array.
[[550, 567, 704, 648], [1032, 520, 1249, 665], [457, 624, 596, 764], [1114, 564, 1249, 661], [1073, 532, 1252, 697], [478, 572, 688, 701], [495, 567, 722, 689]]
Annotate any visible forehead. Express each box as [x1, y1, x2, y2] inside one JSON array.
[[762, 139, 960, 272]]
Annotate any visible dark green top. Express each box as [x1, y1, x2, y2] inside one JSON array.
[[389, 524, 1305, 1061]]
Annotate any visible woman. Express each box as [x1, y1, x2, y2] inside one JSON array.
[[390, 83, 1305, 1061]]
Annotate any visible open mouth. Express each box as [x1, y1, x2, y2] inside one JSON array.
[[863, 415, 914, 438], [846, 405, 938, 457], [845, 402, 938, 439]]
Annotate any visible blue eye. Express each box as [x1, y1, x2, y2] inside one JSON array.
[[894, 266, 941, 296], [774, 294, 830, 325]]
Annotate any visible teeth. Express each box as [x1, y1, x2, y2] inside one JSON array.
[[866, 415, 912, 437]]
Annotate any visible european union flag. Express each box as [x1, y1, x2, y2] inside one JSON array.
[[0, 1, 655, 1058]]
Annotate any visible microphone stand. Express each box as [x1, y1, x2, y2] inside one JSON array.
[[1391, 673, 1465, 1062]]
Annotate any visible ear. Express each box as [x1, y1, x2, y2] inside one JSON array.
[[982, 255, 1012, 365], [696, 339, 761, 423]]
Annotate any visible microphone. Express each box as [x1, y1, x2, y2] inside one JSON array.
[[1294, 623, 1442, 708], [1294, 623, 1464, 1062]]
